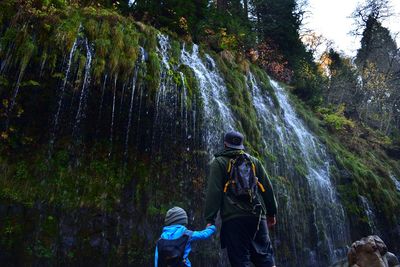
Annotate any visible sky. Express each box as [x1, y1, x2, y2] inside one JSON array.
[[302, 0, 400, 57]]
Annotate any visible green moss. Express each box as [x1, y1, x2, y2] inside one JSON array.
[[283, 86, 400, 223], [146, 51, 161, 96], [213, 52, 263, 156], [0, 146, 148, 211], [169, 39, 181, 64], [250, 64, 279, 107]]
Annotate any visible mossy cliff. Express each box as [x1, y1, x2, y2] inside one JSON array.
[[0, 2, 399, 266], [290, 92, 400, 253]]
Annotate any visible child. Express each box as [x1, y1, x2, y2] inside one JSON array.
[[155, 206, 216, 267]]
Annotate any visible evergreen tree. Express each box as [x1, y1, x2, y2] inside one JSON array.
[[324, 49, 360, 118], [355, 14, 400, 134], [132, 0, 207, 35]]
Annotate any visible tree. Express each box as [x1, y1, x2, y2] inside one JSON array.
[[353, 4, 400, 135], [131, 0, 208, 36], [324, 49, 360, 119], [351, 0, 393, 36]]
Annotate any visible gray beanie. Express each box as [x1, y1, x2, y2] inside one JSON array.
[[164, 207, 188, 226]]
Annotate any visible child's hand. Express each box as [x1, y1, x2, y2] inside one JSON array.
[[206, 224, 217, 235]]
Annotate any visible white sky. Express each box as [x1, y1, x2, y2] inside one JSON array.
[[302, 0, 400, 57]]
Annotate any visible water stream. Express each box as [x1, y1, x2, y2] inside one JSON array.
[[248, 74, 351, 265], [180, 44, 235, 153]]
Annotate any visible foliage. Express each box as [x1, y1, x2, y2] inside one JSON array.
[[291, 90, 400, 226], [254, 39, 293, 83], [317, 105, 355, 132], [354, 15, 400, 135], [0, 148, 133, 210], [215, 52, 263, 156], [131, 0, 208, 38]]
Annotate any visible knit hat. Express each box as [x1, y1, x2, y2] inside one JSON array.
[[164, 207, 188, 226]]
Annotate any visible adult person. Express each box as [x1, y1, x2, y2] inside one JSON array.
[[204, 131, 278, 267]]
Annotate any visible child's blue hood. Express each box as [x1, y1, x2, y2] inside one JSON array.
[[160, 224, 188, 239]]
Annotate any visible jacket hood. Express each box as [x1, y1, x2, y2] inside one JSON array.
[[160, 224, 187, 239], [214, 148, 244, 158]]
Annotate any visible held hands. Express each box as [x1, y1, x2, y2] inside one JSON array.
[[267, 216, 276, 228], [206, 218, 276, 228]]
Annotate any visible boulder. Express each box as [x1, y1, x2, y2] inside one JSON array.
[[348, 235, 399, 267], [330, 236, 399, 267]]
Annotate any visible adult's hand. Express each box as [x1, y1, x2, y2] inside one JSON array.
[[206, 223, 212, 227], [267, 216, 276, 228]]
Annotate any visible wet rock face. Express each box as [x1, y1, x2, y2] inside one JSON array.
[[385, 146, 400, 159], [347, 235, 400, 267]]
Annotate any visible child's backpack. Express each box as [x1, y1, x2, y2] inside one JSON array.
[[157, 231, 193, 267], [223, 153, 266, 204]]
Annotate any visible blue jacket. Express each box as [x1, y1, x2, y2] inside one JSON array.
[[154, 224, 216, 267]]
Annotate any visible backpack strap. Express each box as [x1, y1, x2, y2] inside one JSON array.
[[184, 230, 193, 239], [246, 155, 266, 193], [181, 230, 193, 265], [257, 180, 266, 192], [224, 158, 236, 193]]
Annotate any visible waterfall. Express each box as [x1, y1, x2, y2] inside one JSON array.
[[360, 195, 379, 234], [151, 34, 201, 154], [248, 74, 350, 266], [180, 44, 235, 153], [6, 67, 26, 128], [151, 34, 175, 152], [95, 73, 108, 136], [109, 75, 118, 157], [71, 39, 93, 141], [124, 47, 145, 161], [154, 34, 171, 118], [273, 79, 350, 264], [119, 82, 127, 116], [390, 174, 400, 191], [247, 73, 289, 174], [5, 22, 399, 266], [49, 39, 78, 154], [180, 72, 189, 139]]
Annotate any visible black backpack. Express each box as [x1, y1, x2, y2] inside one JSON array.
[[223, 153, 266, 204], [157, 231, 193, 267]]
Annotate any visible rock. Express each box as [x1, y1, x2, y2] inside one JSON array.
[[348, 235, 399, 267], [385, 146, 400, 159], [386, 252, 400, 267], [330, 236, 399, 267]]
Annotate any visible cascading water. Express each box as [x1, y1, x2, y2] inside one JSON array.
[[71, 38, 93, 142], [180, 44, 235, 153], [109, 74, 118, 157], [95, 73, 108, 136], [151, 34, 179, 152], [124, 47, 145, 161], [359, 195, 379, 234], [390, 174, 400, 191], [247, 73, 290, 174], [49, 38, 78, 155], [248, 74, 351, 266], [180, 72, 189, 139], [4, 21, 399, 266]]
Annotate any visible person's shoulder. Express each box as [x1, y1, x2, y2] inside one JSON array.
[[211, 155, 226, 166], [247, 153, 260, 164]]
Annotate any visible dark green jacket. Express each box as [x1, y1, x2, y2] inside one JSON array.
[[204, 148, 277, 224]]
